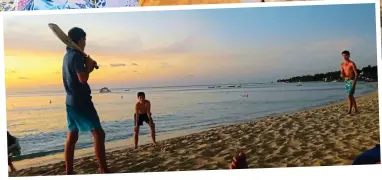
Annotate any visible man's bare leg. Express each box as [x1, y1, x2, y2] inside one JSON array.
[[134, 127, 139, 149], [347, 95, 353, 114], [352, 96, 359, 113], [64, 131, 78, 175], [150, 123, 156, 145], [8, 156, 16, 172], [91, 129, 109, 173]]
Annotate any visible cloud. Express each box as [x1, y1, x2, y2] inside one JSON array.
[[117, 32, 220, 58], [160, 62, 170, 68], [97, 64, 109, 68], [18, 77, 28, 80], [86, 33, 145, 56], [144, 33, 209, 55], [5, 69, 17, 74], [303, 38, 358, 52], [3, 20, 63, 53], [4, 18, 145, 56], [110, 63, 127, 67], [131, 63, 139, 66]]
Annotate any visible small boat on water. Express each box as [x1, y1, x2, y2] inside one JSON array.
[[228, 85, 236, 88], [236, 84, 242, 88], [124, 89, 130, 91], [100, 87, 111, 93]]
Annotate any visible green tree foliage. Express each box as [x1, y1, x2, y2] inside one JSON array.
[[277, 65, 377, 83]]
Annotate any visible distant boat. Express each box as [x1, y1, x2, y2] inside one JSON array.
[[208, 86, 215, 88], [236, 84, 242, 88], [124, 89, 130, 91], [296, 82, 302, 86], [100, 87, 111, 93], [228, 85, 235, 88], [215, 85, 222, 88]]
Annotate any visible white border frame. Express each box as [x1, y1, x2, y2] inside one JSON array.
[[1, 0, 381, 180]]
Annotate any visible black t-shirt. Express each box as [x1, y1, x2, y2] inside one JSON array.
[[7, 131, 16, 147]]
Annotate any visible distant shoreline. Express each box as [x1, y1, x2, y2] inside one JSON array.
[[277, 65, 377, 83], [5, 81, 377, 96]]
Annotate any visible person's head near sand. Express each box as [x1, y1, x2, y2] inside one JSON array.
[[341, 50, 350, 61], [134, 92, 157, 149], [229, 152, 248, 169], [68, 27, 86, 51]]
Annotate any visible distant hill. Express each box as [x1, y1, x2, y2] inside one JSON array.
[[277, 65, 377, 83]]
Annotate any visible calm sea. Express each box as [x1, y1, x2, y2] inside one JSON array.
[[6, 82, 377, 161]]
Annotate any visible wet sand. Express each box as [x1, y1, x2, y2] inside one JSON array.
[[9, 91, 380, 176]]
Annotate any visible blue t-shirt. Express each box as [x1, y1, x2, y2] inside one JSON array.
[[352, 144, 380, 165], [62, 48, 92, 108]]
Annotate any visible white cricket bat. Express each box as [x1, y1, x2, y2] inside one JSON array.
[[48, 23, 99, 69]]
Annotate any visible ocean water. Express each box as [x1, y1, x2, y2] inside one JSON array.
[[6, 82, 377, 161]]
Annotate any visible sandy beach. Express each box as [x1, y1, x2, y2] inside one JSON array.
[[9, 91, 380, 176]]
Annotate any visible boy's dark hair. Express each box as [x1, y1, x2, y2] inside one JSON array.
[[137, 92, 145, 97], [68, 27, 86, 44], [341, 50, 350, 56]]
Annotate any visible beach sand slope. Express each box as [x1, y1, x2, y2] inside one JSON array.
[[9, 92, 380, 176]]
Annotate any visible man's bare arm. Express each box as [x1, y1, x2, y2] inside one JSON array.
[[135, 103, 139, 127], [340, 64, 345, 78], [77, 56, 95, 84], [352, 62, 358, 82], [146, 101, 152, 123]]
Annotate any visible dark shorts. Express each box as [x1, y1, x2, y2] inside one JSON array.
[[134, 113, 150, 126], [66, 103, 102, 132]]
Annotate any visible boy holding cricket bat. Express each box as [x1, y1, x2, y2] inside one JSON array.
[[62, 27, 109, 174]]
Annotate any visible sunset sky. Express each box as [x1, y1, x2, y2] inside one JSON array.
[[3, 3, 377, 92]]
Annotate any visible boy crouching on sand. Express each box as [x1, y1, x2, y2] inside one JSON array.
[[134, 92, 156, 149], [7, 131, 21, 172]]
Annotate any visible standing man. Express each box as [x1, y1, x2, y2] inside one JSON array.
[[63, 27, 109, 174], [340, 50, 359, 114]]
